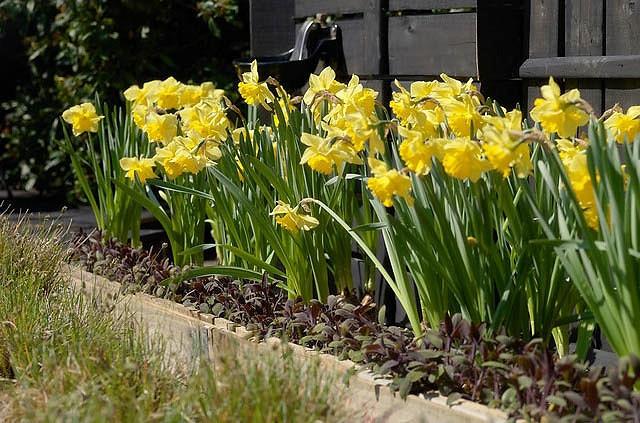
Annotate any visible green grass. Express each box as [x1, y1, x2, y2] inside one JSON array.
[[0, 212, 350, 422]]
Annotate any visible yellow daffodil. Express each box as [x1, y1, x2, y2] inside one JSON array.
[[119, 157, 157, 183], [604, 106, 640, 143], [303, 66, 345, 105], [434, 74, 476, 99], [367, 158, 413, 207], [557, 139, 598, 228], [273, 90, 295, 126], [123, 85, 148, 106], [155, 77, 182, 110], [481, 126, 532, 178], [441, 137, 491, 182], [179, 99, 230, 142], [174, 135, 221, 162], [238, 60, 275, 109], [132, 104, 149, 129], [398, 126, 444, 175], [443, 94, 483, 138], [154, 140, 206, 178], [300, 133, 361, 175], [270, 201, 319, 233], [61, 103, 104, 136], [530, 77, 589, 138], [143, 112, 178, 144]]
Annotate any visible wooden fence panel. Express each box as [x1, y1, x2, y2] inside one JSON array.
[[525, 0, 559, 112], [564, 0, 604, 115], [388, 13, 478, 78], [605, 0, 640, 109]]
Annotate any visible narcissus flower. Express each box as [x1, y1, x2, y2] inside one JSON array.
[[155, 77, 182, 110], [604, 106, 640, 143], [179, 100, 230, 142], [270, 201, 319, 233], [300, 133, 361, 175], [238, 60, 275, 109], [61, 103, 104, 136], [398, 126, 443, 175], [143, 112, 178, 144], [303, 66, 345, 105], [530, 77, 589, 138], [557, 139, 598, 228], [480, 110, 531, 178], [119, 157, 157, 183], [442, 137, 491, 182], [367, 158, 413, 207], [154, 140, 207, 178]]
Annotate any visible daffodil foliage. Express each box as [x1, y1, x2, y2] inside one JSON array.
[[62, 65, 640, 357]]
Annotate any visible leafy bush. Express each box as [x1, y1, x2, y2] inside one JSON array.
[[0, 0, 247, 195]]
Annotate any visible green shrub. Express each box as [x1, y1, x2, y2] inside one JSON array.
[[0, 0, 247, 195]]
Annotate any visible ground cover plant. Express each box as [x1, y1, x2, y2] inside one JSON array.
[[0, 213, 350, 422], [71, 231, 640, 421], [61, 65, 640, 420]]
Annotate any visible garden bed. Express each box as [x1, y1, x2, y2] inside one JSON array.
[[66, 265, 508, 423]]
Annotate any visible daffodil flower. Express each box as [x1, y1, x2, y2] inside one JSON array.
[[61, 103, 104, 136], [530, 77, 589, 138], [303, 66, 345, 105], [367, 158, 413, 207], [604, 106, 640, 143], [270, 201, 319, 233], [238, 60, 275, 109], [119, 157, 157, 183], [441, 137, 491, 182]]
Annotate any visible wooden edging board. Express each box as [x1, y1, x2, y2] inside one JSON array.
[[65, 266, 508, 423]]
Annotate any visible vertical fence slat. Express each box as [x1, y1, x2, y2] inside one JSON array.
[[564, 0, 604, 115], [605, 0, 640, 109], [526, 0, 560, 114]]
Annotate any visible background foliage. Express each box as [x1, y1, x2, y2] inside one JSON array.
[[0, 0, 248, 195]]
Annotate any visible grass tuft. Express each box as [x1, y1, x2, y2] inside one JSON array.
[[0, 212, 350, 422]]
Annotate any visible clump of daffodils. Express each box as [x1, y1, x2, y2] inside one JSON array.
[[120, 76, 229, 181]]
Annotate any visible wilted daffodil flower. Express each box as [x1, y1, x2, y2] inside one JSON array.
[[530, 77, 589, 138], [119, 157, 157, 183], [604, 106, 640, 143], [367, 158, 413, 207], [62, 103, 104, 136], [238, 60, 275, 109], [270, 201, 319, 233]]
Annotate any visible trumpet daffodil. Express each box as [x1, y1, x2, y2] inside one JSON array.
[[604, 106, 640, 143], [270, 201, 319, 233], [61, 103, 104, 136], [530, 77, 589, 138], [367, 158, 413, 207], [238, 60, 275, 109], [119, 157, 157, 183]]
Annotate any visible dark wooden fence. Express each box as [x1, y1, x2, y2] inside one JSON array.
[[249, 0, 640, 114], [520, 1, 640, 115]]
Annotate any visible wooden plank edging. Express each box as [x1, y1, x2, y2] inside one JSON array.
[[64, 266, 508, 423]]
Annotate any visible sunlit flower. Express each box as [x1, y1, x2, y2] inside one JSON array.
[[61, 103, 104, 136], [441, 137, 490, 182], [154, 140, 207, 178], [155, 77, 182, 110], [367, 158, 413, 207], [480, 110, 531, 178], [398, 126, 443, 175], [303, 66, 345, 105], [604, 106, 640, 143], [143, 112, 178, 144], [238, 60, 275, 109], [119, 157, 157, 183], [179, 99, 230, 142], [530, 77, 589, 137], [270, 201, 319, 233], [557, 139, 598, 228], [443, 95, 483, 138], [299, 133, 361, 175]]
